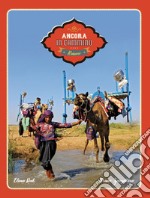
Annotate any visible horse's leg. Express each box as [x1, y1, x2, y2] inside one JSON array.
[[83, 139, 89, 154], [103, 124, 110, 162], [94, 138, 99, 163]]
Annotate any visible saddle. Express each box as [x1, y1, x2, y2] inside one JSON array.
[[104, 94, 126, 120], [73, 95, 126, 121]]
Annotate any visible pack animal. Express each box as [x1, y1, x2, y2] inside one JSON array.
[[19, 103, 48, 137], [74, 92, 110, 162]]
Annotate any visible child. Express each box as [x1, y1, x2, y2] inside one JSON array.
[[31, 110, 82, 179]]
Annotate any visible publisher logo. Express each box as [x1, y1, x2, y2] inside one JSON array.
[[84, 128, 150, 197], [41, 18, 107, 66]]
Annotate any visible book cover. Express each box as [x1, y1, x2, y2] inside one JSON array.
[[0, 0, 149, 197]]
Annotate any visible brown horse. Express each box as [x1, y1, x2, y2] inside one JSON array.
[[74, 92, 110, 163]]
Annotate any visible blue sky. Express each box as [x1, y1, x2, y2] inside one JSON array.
[[8, 10, 140, 124]]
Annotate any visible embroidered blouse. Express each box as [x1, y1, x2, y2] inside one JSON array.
[[33, 122, 72, 141]]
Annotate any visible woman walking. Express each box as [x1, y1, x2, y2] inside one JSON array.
[[31, 110, 82, 179]]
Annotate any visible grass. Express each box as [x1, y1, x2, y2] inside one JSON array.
[[109, 123, 140, 150], [56, 122, 140, 151], [56, 122, 140, 136], [110, 122, 140, 129], [56, 124, 86, 137], [7, 123, 140, 172], [8, 128, 16, 173]]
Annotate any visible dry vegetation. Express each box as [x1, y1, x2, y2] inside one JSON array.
[[8, 123, 140, 165]]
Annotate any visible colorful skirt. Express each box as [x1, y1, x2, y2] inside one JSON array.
[[39, 140, 57, 170]]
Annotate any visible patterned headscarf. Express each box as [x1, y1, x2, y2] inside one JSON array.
[[38, 110, 54, 123], [43, 110, 54, 118]]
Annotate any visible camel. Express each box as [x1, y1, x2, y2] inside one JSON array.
[[74, 92, 110, 163]]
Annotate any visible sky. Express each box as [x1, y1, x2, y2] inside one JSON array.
[[8, 9, 140, 125]]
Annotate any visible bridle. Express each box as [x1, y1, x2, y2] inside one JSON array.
[[75, 95, 91, 121], [80, 99, 91, 113]]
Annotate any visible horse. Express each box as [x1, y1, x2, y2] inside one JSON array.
[[74, 92, 110, 163]]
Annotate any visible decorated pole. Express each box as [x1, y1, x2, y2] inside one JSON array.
[[62, 71, 76, 123], [17, 94, 23, 121], [111, 53, 132, 122], [63, 71, 67, 123], [17, 92, 27, 121], [48, 97, 54, 110], [125, 52, 132, 123]]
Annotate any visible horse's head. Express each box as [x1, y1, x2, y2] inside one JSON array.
[[74, 92, 90, 109]]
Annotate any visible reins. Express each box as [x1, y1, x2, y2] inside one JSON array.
[[78, 99, 91, 121]]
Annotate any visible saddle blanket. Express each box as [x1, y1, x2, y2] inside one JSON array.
[[107, 96, 124, 109]]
